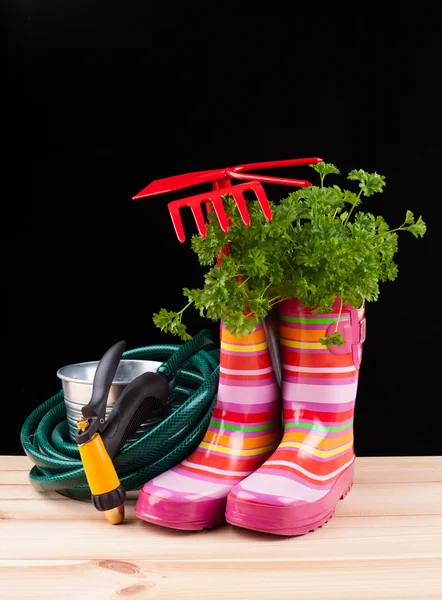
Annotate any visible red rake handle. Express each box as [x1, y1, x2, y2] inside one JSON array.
[[133, 168, 226, 199], [132, 157, 322, 199], [227, 157, 321, 188]]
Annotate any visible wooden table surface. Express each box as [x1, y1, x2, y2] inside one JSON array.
[[1, 455, 442, 599]]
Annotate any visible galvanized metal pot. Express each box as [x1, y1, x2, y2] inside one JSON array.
[[57, 359, 162, 443]]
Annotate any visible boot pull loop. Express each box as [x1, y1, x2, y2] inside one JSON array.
[[325, 305, 366, 370]]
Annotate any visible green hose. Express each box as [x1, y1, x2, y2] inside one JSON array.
[[20, 333, 220, 501]]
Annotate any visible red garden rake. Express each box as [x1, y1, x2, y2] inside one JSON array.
[[133, 157, 322, 242]]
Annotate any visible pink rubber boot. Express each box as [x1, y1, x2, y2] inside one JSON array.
[[136, 321, 282, 530], [225, 298, 366, 535]]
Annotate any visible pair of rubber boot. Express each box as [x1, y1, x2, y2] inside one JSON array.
[[136, 298, 366, 535]]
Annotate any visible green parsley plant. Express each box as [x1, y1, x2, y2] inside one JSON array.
[[153, 163, 426, 346]]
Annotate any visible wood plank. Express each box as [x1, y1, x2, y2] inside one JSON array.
[[3, 497, 442, 527], [1, 558, 442, 599], [1, 517, 441, 561], [352, 456, 442, 483], [2, 482, 441, 519], [338, 482, 442, 517], [0, 455, 31, 470], [2, 492, 442, 526], [6, 472, 442, 504], [0, 471, 30, 485]]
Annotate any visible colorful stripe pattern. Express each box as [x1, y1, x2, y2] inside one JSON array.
[[136, 321, 282, 528], [228, 298, 364, 510]]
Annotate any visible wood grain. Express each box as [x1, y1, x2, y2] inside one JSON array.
[[1, 456, 442, 599]]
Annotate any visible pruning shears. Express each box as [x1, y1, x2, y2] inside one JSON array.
[[75, 340, 169, 524]]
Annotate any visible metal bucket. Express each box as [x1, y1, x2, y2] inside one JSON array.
[[57, 359, 162, 443]]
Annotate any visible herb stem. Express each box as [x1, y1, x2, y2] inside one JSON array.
[[260, 283, 272, 296], [335, 297, 344, 333], [177, 301, 192, 318], [389, 221, 408, 233], [343, 190, 362, 227]]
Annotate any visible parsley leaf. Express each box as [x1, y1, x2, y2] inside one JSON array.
[[348, 169, 386, 196], [152, 308, 192, 341], [319, 331, 346, 348], [408, 216, 427, 238]]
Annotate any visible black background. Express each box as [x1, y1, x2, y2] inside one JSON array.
[[3, 2, 441, 456]]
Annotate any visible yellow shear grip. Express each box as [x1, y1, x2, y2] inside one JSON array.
[[78, 433, 120, 495]]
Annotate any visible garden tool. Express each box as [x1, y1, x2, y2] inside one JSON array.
[[225, 298, 366, 535], [133, 157, 321, 383], [133, 157, 322, 242], [21, 330, 221, 506], [76, 340, 170, 524], [135, 318, 283, 530]]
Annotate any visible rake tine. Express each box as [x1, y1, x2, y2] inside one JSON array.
[[210, 195, 230, 233], [251, 182, 272, 222], [190, 203, 207, 238], [168, 202, 186, 243], [230, 188, 251, 227]]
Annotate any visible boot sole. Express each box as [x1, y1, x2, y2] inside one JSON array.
[[136, 508, 224, 531], [135, 491, 226, 531], [225, 464, 354, 536]]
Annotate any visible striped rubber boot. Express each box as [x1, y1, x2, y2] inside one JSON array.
[[225, 298, 366, 535], [135, 320, 282, 530]]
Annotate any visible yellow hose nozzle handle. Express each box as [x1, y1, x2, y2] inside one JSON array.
[[78, 432, 125, 525]]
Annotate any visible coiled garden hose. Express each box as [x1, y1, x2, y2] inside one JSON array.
[[20, 330, 220, 501]]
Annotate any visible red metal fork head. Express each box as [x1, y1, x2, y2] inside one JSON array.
[[168, 181, 271, 243]]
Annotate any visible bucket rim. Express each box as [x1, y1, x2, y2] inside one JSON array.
[[56, 359, 162, 385]]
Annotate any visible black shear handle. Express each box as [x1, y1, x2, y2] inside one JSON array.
[[100, 371, 169, 459], [82, 340, 126, 423], [76, 340, 127, 444]]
